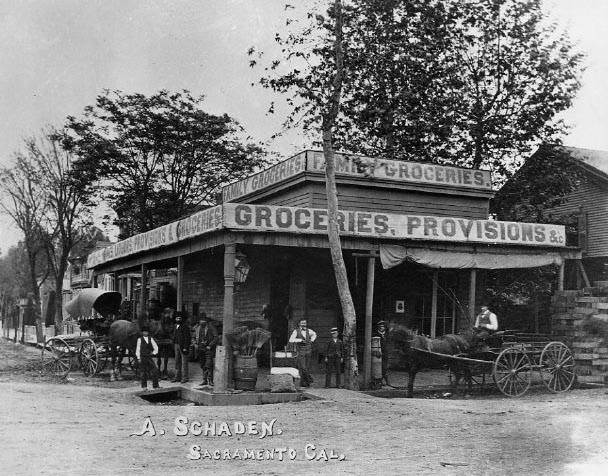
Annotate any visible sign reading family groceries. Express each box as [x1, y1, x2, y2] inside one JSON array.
[[88, 203, 565, 268], [222, 150, 492, 202], [87, 205, 223, 268], [223, 204, 566, 247]]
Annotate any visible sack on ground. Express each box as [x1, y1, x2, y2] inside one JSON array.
[[269, 373, 296, 393]]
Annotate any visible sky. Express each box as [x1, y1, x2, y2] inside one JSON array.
[[0, 0, 607, 253]]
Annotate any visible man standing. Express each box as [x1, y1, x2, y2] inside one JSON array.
[[289, 318, 317, 387], [195, 314, 218, 386], [171, 312, 191, 383], [374, 321, 390, 386], [474, 305, 499, 332], [135, 324, 160, 390], [324, 327, 343, 388]]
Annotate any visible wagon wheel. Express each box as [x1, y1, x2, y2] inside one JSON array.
[[97, 344, 109, 372], [78, 339, 101, 376], [493, 348, 532, 397], [126, 351, 138, 374], [40, 337, 72, 377], [540, 342, 576, 393]]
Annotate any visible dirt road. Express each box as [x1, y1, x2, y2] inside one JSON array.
[[1, 339, 607, 476]]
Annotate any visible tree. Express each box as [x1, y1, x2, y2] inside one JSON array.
[[253, 1, 360, 389], [62, 90, 266, 236], [0, 152, 49, 312], [27, 132, 93, 333], [255, 0, 584, 183]]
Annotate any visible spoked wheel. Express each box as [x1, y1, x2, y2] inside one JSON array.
[[540, 342, 576, 393], [78, 339, 100, 376], [126, 351, 138, 375], [40, 337, 73, 377], [493, 348, 532, 397]]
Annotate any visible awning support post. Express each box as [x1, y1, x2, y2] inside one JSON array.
[[139, 264, 147, 324], [177, 255, 184, 312], [431, 270, 438, 338], [468, 269, 477, 325], [363, 256, 376, 389], [558, 262, 565, 291], [216, 241, 236, 392]]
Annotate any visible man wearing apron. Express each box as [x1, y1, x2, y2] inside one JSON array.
[[289, 318, 317, 387]]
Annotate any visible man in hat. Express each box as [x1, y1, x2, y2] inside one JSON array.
[[172, 312, 191, 383], [373, 320, 390, 386], [194, 313, 218, 386], [135, 324, 160, 390], [324, 327, 343, 388], [289, 318, 317, 387]]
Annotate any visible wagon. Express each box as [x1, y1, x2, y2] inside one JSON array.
[[412, 330, 576, 397], [40, 289, 124, 377]]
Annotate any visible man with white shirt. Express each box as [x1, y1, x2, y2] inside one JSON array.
[[136, 324, 160, 390], [289, 318, 317, 387], [474, 305, 499, 332]]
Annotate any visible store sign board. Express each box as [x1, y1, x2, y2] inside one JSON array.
[[306, 151, 492, 190], [87, 205, 223, 268], [224, 204, 566, 247], [222, 151, 492, 202], [88, 203, 566, 268], [222, 152, 307, 202]]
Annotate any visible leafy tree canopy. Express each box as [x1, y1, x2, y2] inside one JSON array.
[[62, 90, 267, 237], [253, 0, 584, 183]]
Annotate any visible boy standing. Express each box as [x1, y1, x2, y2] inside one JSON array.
[[324, 327, 343, 388], [195, 314, 218, 386], [136, 324, 160, 390]]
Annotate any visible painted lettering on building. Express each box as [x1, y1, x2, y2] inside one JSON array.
[[224, 204, 565, 247], [88, 203, 566, 268], [306, 151, 492, 190], [87, 205, 223, 268], [222, 153, 307, 202], [222, 151, 493, 202]]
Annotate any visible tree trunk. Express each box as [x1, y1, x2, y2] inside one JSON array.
[[54, 262, 66, 335], [322, 131, 359, 390], [321, 0, 359, 390]]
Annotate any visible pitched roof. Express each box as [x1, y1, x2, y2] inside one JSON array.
[[538, 145, 608, 181]]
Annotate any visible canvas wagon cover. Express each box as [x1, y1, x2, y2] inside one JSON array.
[[65, 288, 122, 320]]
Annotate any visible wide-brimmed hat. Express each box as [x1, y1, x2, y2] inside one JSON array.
[[376, 320, 387, 327], [330, 327, 339, 332]]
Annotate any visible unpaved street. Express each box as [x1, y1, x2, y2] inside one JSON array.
[[1, 339, 607, 476]]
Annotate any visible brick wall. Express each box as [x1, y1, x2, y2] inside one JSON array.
[[551, 283, 608, 384]]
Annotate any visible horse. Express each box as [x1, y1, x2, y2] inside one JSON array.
[[149, 309, 175, 378], [390, 326, 487, 397], [108, 319, 140, 381]]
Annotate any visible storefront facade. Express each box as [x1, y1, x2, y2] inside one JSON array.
[[88, 150, 578, 389]]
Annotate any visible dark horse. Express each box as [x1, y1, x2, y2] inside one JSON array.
[[149, 309, 175, 378], [108, 319, 140, 381], [391, 326, 486, 397]]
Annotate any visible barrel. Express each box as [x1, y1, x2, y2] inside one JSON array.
[[234, 355, 258, 391]]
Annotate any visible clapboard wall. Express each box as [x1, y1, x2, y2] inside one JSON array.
[[252, 179, 490, 220], [550, 175, 608, 259]]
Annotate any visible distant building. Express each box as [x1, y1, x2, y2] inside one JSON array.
[[497, 145, 608, 287]]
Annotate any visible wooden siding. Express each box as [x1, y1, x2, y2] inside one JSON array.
[[309, 183, 489, 219], [259, 185, 311, 208], [245, 175, 491, 220], [550, 176, 608, 258]]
